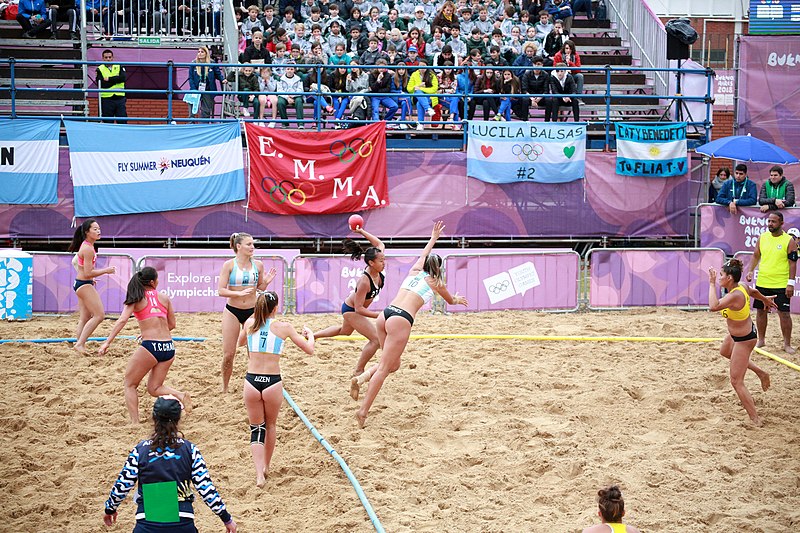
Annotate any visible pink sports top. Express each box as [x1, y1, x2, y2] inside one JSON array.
[[133, 289, 169, 321], [76, 241, 96, 267]]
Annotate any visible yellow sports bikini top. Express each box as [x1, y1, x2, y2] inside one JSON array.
[[721, 285, 750, 321]]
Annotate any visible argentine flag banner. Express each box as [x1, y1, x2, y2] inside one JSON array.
[[466, 121, 586, 184], [66, 122, 246, 217], [615, 122, 688, 177], [0, 119, 60, 205]]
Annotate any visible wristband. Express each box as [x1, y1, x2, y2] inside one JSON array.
[[788, 280, 796, 287]]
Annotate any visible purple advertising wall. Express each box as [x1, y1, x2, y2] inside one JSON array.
[[139, 254, 290, 313], [294, 255, 424, 314], [588, 248, 726, 308], [698, 204, 800, 255], [31, 252, 136, 313], [0, 150, 693, 240], [738, 36, 800, 154], [444, 252, 579, 312]]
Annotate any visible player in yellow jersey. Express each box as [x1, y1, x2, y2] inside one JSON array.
[[709, 259, 776, 426], [745, 211, 798, 354], [582, 485, 641, 533]]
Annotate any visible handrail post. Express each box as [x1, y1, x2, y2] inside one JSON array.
[[9, 58, 16, 119], [167, 60, 174, 123], [315, 66, 322, 132], [604, 64, 612, 151], [704, 66, 713, 143]]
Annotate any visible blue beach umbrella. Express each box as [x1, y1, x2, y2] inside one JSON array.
[[696, 133, 799, 164]]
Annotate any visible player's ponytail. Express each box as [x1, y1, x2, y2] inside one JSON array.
[[68, 219, 96, 252], [424, 253, 444, 286], [722, 258, 743, 283], [597, 485, 625, 523], [125, 267, 158, 305], [251, 291, 279, 334], [343, 239, 382, 266]]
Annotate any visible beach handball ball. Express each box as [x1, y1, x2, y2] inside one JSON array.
[[349, 214, 364, 231]]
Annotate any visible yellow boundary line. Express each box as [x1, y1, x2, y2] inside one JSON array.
[[331, 334, 800, 372]]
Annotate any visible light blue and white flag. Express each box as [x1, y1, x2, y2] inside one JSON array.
[[466, 121, 586, 184], [615, 122, 688, 177], [65, 122, 245, 217], [0, 119, 60, 204]]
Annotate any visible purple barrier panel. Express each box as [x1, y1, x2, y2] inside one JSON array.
[[734, 250, 800, 314], [698, 205, 800, 255], [588, 248, 726, 308], [31, 252, 135, 313], [444, 252, 579, 312], [139, 255, 288, 313], [294, 255, 431, 314]]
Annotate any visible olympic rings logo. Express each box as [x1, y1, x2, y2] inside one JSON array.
[[260, 177, 316, 206], [511, 143, 544, 162], [329, 137, 374, 164], [487, 281, 510, 294]]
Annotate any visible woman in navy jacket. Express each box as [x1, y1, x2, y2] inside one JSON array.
[[188, 46, 225, 120]]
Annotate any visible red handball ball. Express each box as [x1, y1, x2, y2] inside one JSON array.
[[348, 214, 364, 231]]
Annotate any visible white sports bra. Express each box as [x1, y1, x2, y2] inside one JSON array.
[[400, 271, 435, 304], [246, 319, 284, 354]]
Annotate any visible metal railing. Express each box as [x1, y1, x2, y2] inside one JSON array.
[[0, 59, 713, 147], [606, 0, 668, 96]]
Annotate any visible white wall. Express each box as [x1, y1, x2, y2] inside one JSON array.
[[645, 0, 745, 19]]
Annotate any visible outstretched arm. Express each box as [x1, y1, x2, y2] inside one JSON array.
[[410, 220, 445, 275], [354, 227, 385, 251], [98, 304, 136, 355], [745, 284, 778, 312]]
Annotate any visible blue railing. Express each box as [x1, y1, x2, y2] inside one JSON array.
[[0, 59, 714, 148]]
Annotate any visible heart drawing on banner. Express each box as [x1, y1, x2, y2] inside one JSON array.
[[480, 145, 493, 158], [563, 146, 576, 159]]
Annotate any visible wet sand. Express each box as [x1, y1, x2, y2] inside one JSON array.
[[1, 308, 799, 532]]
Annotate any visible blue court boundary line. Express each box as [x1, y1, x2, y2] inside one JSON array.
[[282, 389, 385, 533], [0, 336, 206, 344]]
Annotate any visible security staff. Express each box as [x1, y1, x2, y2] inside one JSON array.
[[96, 49, 128, 123]]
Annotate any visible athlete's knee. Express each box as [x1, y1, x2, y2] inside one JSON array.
[[146, 382, 161, 396], [250, 422, 266, 444], [385, 359, 401, 373]]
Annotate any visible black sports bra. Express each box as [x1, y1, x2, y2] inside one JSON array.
[[364, 271, 385, 300]]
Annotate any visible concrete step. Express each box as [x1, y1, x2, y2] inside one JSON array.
[[576, 45, 630, 54], [580, 54, 633, 65], [572, 18, 612, 29], [0, 66, 82, 79], [1, 46, 81, 60], [571, 36, 622, 47]]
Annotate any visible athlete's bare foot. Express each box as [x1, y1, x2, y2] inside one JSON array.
[[355, 410, 367, 429], [758, 371, 771, 392], [73, 344, 86, 355], [783, 344, 796, 355], [180, 392, 193, 413], [755, 339, 766, 348], [350, 377, 361, 401], [749, 415, 763, 427], [256, 474, 266, 488]]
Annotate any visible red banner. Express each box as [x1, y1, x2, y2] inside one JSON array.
[[245, 122, 389, 215]]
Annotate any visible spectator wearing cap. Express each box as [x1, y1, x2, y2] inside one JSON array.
[[408, 5, 431, 36], [103, 396, 238, 533], [759, 165, 796, 212], [404, 45, 424, 72], [788, 228, 800, 250]]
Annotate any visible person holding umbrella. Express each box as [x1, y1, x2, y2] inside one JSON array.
[[715, 163, 757, 215]]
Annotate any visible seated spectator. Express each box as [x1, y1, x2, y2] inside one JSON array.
[[496, 69, 520, 121], [715, 163, 758, 214], [517, 9, 533, 33], [466, 28, 488, 58], [449, 61, 474, 130], [277, 62, 305, 128], [271, 43, 290, 77], [546, 0, 573, 33], [241, 4, 264, 44], [328, 43, 352, 69], [308, 41, 328, 65], [547, 62, 579, 121], [582, 485, 641, 533], [448, 26, 468, 57], [346, 7, 366, 35], [428, 26, 447, 57], [487, 29, 506, 56], [383, 8, 408, 35], [516, 56, 551, 120], [572, 0, 593, 20], [306, 6, 326, 30], [432, 45, 460, 72], [397, 0, 415, 22], [241, 30, 272, 64], [406, 28, 427, 60], [499, 6, 518, 36], [543, 19, 569, 61], [326, 4, 344, 30], [375, 26, 389, 51], [524, 0, 547, 17], [280, 7, 297, 37], [347, 26, 368, 57], [306, 70, 335, 123], [418, 0, 437, 19], [552, 39, 583, 99], [258, 66, 280, 127], [365, 6, 382, 36], [759, 165, 796, 212], [387, 28, 407, 55], [327, 21, 347, 52], [17, 0, 52, 38], [534, 10, 553, 43], [300, 0, 317, 21], [389, 61, 413, 128], [486, 45, 509, 68], [227, 63, 265, 119], [260, 4, 279, 34], [404, 45, 424, 71], [294, 23, 310, 54], [360, 36, 387, 65], [458, 7, 475, 36], [505, 26, 525, 62], [345, 61, 372, 126], [435, 61, 457, 125], [473, 7, 493, 36], [369, 58, 399, 122], [407, 64, 439, 130], [48, 0, 77, 39], [432, 0, 459, 37], [513, 42, 540, 77], [270, 27, 293, 54], [469, 67, 500, 121], [330, 66, 351, 127], [708, 167, 731, 203], [408, 6, 431, 36]]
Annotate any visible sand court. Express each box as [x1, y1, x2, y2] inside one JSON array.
[[1, 308, 799, 532]]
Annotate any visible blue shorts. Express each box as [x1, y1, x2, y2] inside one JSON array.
[[73, 279, 95, 292], [341, 302, 356, 314], [140, 340, 175, 363]]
